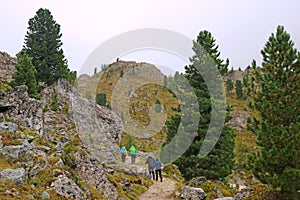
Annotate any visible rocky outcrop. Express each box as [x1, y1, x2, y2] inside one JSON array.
[[0, 79, 123, 163], [181, 186, 207, 200], [42, 79, 123, 163], [0, 85, 44, 135], [75, 150, 118, 200], [50, 174, 87, 199], [0, 79, 123, 199], [0, 51, 17, 82], [227, 110, 250, 131]]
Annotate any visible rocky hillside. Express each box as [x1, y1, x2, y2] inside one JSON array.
[[0, 78, 153, 199], [77, 60, 179, 152], [0, 51, 16, 82]]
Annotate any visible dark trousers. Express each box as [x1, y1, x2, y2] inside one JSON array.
[[121, 154, 126, 162], [131, 155, 136, 164], [149, 170, 155, 180], [155, 169, 162, 182]]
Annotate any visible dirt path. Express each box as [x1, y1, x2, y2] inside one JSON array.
[[138, 177, 177, 200]]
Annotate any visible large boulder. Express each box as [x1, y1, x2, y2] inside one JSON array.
[[181, 186, 207, 200], [50, 174, 86, 200], [0, 168, 26, 184]]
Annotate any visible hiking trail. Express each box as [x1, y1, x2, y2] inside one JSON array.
[[138, 177, 176, 200], [119, 152, 178, 200]]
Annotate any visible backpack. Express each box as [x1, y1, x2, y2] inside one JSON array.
[[149, 157, 156, 168], [130, 146, 137, 155], [120, 147, 126, 154]]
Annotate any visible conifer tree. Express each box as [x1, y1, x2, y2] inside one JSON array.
[[226, 79, 233, 93], [247, 26, 300, 197], [163, 30, 235, 180], [12, 50, 38, 98], [235, 80, 243, 99], [23, 8, 76, 87], [96, 93, 107, 107]]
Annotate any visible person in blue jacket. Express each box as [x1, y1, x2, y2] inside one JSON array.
[[155, 158, 163, 182], [120, 146, 127, 162]]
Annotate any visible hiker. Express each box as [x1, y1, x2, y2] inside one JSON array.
[[120, 146, 127, 162], [145, 156, 156, 180], [155, 158, 163, 182], [129, 145, 137, 164]]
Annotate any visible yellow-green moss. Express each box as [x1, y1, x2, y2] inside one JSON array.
[[107, 170, 153, 200], [200, 181, 234, 200], [0, 81, 11, 92]]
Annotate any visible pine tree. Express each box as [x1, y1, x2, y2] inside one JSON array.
[[235, 80, 243, 99], [96, 93, 107, 107], [23, 8, 76, 87], [12, 50, 38, 98], [247, 26, 300, 197], [226, 79, 233, 93], [162, 30, 236, 180], [120, 69, 124, 77]]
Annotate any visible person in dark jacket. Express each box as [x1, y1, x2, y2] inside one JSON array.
[[155, 158, 163, 182], [145, 156, 156, 180]]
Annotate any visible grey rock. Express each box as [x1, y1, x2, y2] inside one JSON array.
[[181, 186, 207, 200], [214, 198, 234, 200], [119, 178, 131, 191], [2, 145, 26, 158], [54, 158, 65, 167], [41, 191, 51, 199], [188, 176, 207, 187], [214, 186, 224, 198], [35, 145, 51, 152], [52, 169, 63, 177], [0, 86, 44, 136], [0, 51, 17, 82], [234, 191, 251, 200], [0, 122, 18, 133], [29, 165, 44, 178], [227, 110, 250, 131], [75, 151, 118, 200], [0, 168, 26, 184], [24, 135, 35, 143], [50, 174, 87, 200], [0, 113, 4, 122]]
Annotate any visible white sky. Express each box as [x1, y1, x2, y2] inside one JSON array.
[[1, 0, 299, 75]]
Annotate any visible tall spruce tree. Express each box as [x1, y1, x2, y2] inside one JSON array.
[[163, 30, 235, 180], [235, 80, 243, 99], [12, 50, 38, 98], [247, 26, 300, 197], [23, 8, 76, 87]]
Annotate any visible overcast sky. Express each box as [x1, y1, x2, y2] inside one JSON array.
[[1, 0, 299, 75]]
